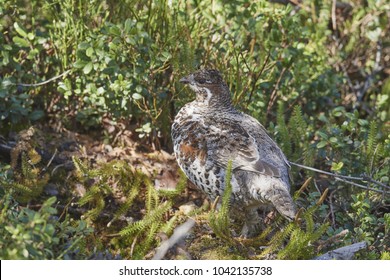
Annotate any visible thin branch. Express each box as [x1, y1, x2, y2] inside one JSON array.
[[290, 162, 363, 180], [247, 50, 272, 105], [130, 235, 138, 259], [45, 148, 58, 170], [290, 161, 390, 192], [266, 66, 288, 118], [334, 177, 387, 195], [14, 70, 71, 87], [361, 174, 390, 191]]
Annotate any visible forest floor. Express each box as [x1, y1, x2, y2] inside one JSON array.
[[4, 122, 298, 260], [7, 122, 228, 259]]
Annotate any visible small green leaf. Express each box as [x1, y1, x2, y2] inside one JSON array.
[[125, 36, 136, 45], [14, 22, 28, 38], [121, 98, 127, 108], [74, 60, 87, 68], [358, 119, 369, 126], [83, 62, 93, 74], [318, 114, 328, 123], [109, 25, 121, 36], [132, 93, 142, 100], [86, 47, 94, 57], [124, 19, 134, 32], [331, 161, 344, 171], [317, 131, 328, 140], [332, 111, 343, 117], [27, 48, 39, 59], [12, 36, 29, 47], [316, 141, 328, 149], [78, 42, 90, 50], [136, 85, 143, 93], [160, 51, 171, 60], [142, 122, 152, 133], [108, 42, 118, 51], [27, 32, 35, 40]]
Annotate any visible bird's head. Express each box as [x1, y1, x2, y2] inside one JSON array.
[[179, 69, 231, 106]]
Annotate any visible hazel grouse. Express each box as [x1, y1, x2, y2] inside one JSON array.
[[171, 69, 296, 237]]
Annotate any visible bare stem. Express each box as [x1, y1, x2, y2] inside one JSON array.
[[14, 70, 71, 87], [290, 161, 390, 193]]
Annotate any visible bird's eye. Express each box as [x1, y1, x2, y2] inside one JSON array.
[[197, 78, 206, 84]]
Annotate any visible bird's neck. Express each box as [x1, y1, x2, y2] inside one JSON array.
[[195, 86, 233, 111]]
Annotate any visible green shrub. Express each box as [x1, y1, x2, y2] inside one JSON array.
[[0, 0, 389, 260], [0, 194, 93, 259]]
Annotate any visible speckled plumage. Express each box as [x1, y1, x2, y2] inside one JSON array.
[[172, 69, 296, 237]]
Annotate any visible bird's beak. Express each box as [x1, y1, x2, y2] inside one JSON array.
[[179, 74, 192, 84]]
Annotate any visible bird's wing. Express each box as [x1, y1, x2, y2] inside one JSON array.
[[206, 118, 282, 178]]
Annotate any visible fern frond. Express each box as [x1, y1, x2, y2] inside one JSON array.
[[120, 219, 146, 237], [72, 156, 89, 179], [208, 160, 233, 242], [288, 105, 308, 160], [145, 178, 159, 213], [302, 145, 316, 173], [8, 182, 34, 195], [311, 222, 329, 242], [83, 192, 105, 221], [268, 204, 330, 259], [277, 227, 312, 259], [132, 222, 161, 259], [220, 160, 233, 219], [241, 225, 273, 247], [78, 182, 110, 221], [303, 206, 316, 233], [124, 170, 145, 192], [157, 170, 187, 198], [289, 106, 307, 141], [366, 120, 383, 173], [120, 201, 172, 237], [72, 156, 100, 178], [160, 213, 179, 236], [259, 222, 296, 258], [78, 184, 103, 206], [114, 163, 145, 194], [21, 153, 32, 179], [113, 186, 140, 220]]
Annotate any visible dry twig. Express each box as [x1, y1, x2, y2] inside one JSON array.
[[290, 161, 390, 194], [14, 70, 71, 87]]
